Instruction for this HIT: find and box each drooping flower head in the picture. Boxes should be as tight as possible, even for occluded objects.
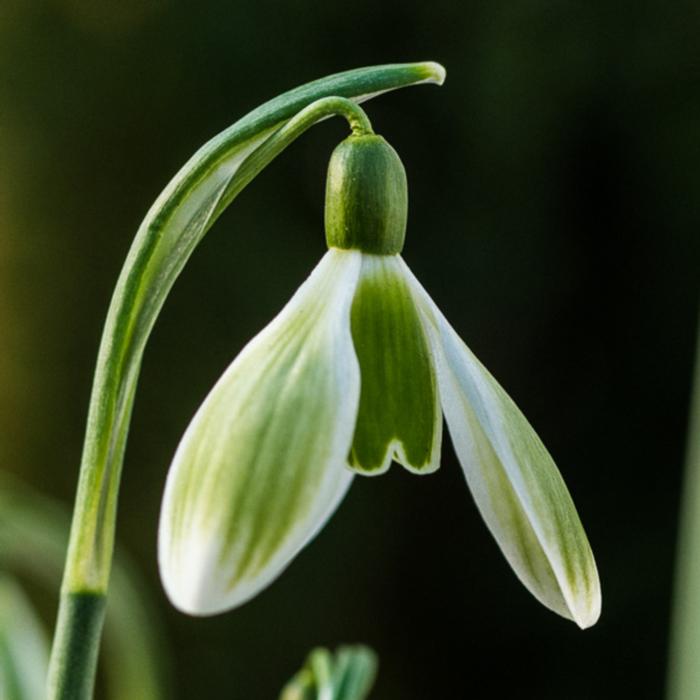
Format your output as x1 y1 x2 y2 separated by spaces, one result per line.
158 120 601 628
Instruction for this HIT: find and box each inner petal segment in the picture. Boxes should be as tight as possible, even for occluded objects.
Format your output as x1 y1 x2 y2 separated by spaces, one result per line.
348 254 441 474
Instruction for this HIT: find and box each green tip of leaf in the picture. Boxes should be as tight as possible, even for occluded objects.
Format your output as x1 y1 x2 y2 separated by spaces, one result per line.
418 61 447 85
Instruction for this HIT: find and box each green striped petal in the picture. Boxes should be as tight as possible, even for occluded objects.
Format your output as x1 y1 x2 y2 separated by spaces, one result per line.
0 575 49 700
403 260 601 628
347 255 441 474
159 249 362 615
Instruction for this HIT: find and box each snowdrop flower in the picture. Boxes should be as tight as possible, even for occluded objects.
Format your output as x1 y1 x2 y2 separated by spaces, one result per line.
158 129 601 628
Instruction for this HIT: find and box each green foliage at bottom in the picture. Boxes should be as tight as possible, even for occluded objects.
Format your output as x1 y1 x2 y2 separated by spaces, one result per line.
280 645 377 700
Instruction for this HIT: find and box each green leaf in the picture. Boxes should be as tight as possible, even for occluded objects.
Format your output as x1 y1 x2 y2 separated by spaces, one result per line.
0 473 170 699
348 255 441 474
667 309 700 699
0 574 49 700
279 646 377 700
331 646 378 700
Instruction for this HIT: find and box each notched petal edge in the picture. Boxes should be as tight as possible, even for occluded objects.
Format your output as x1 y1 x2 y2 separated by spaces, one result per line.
346 254 442 476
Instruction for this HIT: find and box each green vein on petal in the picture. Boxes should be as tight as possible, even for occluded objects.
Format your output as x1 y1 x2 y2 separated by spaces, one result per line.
159 249 362 616
348 254 441 474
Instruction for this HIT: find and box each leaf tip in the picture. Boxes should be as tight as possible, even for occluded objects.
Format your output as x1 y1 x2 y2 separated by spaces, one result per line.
419 61 447 85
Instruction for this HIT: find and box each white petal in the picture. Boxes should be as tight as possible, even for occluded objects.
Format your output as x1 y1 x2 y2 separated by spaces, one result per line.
159 249 362 615
401 260 601 628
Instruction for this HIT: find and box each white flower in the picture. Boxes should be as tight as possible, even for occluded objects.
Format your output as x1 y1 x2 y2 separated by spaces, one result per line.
158 132 601 628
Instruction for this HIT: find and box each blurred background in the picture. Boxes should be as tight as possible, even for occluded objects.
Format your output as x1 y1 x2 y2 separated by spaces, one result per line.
1 1 699 698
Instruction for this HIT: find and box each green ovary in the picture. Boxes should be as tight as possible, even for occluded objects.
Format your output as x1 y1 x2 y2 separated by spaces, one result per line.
348 256 439 473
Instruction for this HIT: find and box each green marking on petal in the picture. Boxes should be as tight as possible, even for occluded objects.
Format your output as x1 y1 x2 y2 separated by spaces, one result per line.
348 255 441 474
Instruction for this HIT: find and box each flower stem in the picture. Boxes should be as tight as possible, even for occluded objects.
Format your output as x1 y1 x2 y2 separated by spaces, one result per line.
45 62 445 699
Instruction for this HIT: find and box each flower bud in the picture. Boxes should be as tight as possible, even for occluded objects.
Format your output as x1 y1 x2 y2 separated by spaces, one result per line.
325 134 408 255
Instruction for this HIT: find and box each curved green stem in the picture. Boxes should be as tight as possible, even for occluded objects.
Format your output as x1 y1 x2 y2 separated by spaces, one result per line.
46 61 445 699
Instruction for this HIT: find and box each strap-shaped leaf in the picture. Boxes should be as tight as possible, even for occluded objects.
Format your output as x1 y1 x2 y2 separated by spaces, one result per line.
279 646 377 700
0 574 49 700
0 473 169 700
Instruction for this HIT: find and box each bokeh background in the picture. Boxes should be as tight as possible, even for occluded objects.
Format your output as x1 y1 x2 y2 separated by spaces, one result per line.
2 1 699 698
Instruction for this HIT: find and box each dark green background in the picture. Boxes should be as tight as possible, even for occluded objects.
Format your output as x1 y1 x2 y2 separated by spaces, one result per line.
2 1 699 697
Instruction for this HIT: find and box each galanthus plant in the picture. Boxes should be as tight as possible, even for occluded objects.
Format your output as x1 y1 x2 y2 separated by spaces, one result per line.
47 61 600 699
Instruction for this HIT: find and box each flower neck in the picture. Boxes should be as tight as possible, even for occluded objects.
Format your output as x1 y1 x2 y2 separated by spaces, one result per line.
324 134 408 255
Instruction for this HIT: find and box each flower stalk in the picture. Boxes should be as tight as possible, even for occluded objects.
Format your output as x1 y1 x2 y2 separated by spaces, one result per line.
46 62 445 699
